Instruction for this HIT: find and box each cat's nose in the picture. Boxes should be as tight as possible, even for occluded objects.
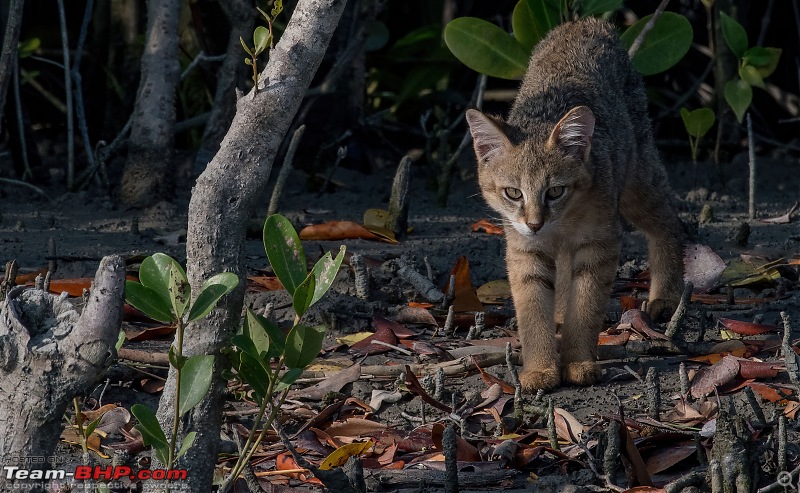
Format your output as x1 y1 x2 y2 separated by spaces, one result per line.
527 222 543 232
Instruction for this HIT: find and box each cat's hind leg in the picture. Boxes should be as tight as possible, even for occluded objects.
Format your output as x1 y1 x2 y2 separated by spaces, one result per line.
620 167 685 320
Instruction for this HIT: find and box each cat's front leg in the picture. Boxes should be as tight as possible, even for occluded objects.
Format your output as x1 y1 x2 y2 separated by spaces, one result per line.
560 238 620 385
507 245 560 391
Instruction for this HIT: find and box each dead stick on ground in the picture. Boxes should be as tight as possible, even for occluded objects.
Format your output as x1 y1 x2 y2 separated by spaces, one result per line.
665 281 693 338
747 113 756 220
386 156 411 239
781 311 800 384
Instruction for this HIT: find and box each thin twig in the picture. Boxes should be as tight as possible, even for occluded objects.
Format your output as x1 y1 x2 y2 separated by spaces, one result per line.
12 57 31 179
628 0 671 58
181 51 226 81
0 177 49 200
71 0 96 180
56 0 75 189
747 113 756 220
267 125 306 216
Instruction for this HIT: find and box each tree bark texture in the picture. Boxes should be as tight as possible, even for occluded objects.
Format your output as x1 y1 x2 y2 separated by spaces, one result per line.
194 0 254 173
0 0 25 137
120 0 181 207
0 256 125 492
147 1 348 491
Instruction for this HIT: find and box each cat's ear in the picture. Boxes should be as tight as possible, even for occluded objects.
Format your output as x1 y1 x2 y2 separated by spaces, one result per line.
547 106 595 162
466 109 510 163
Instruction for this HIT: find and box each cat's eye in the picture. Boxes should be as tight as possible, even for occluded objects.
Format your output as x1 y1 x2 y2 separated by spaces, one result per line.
545 186 565 200
503 187 523 200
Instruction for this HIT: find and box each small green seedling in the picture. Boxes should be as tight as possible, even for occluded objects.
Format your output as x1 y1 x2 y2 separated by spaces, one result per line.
680 107 716 162
220 214 344 493
719 12 781 123
126 253 238 475
240 0 283 92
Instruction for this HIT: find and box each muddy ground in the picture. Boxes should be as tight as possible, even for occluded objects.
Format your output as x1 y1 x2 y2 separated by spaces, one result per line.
1 147 799 492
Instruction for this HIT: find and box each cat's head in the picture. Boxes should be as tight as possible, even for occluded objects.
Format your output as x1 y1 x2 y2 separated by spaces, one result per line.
466 106 595 238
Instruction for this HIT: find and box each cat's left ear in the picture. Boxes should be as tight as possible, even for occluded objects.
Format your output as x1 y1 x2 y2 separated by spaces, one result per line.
547 106 595 162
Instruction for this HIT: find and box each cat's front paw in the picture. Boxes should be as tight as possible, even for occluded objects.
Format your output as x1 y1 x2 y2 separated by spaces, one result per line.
563 361 600 386
519 367 561 391
647 298 679 321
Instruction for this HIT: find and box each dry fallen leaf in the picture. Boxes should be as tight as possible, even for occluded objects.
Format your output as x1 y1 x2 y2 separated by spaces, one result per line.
299 220 397 243
683 244 726 293
247 275 285 291
320 441 373 470
444 256 483 312
760 201 798 224
643 440 695 475
431 423 481 461
471 219 504 235
477 279 511 305
719 318 779 335
691 355 740 398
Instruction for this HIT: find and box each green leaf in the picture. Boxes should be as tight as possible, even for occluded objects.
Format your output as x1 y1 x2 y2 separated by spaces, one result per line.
168 345 187 370
139 254 189 321
512 0 561 52
245 309 285 358
115 330 125 351
253 26 270 56
244 58 252 65
176 432 196 460
284 325 326 369
17 37 41 58
444 17 529 80
271 0 283 18
365 21 390 52
739 64 764 89
125 281 174 323
236 352 270 403
719 12 747 59
275 368 304 392
178 355 215 417
310 245 346 306
578 0 622 16
187 272 239 322
84 415 102 438
744 47 781 78
724 79 752 124
621 12 693 76
680 108 715 139
240 36 253 56
131 404 169 465
292 273 316 317
263 214 307 296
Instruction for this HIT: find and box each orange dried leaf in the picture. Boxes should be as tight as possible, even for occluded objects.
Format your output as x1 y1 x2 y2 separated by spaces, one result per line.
720 318 779 335
408 301 434 309
247 275 284 291
783 400 800 419
431 423 481 461
471 219 504 235
299 220 397 243
444 256 483 312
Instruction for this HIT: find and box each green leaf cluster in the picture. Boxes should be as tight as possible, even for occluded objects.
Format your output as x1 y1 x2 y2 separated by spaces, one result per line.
443 0 690 80
126 253 238 325
222 214 345 489
680 107 716 162
125 253 238 469
719 12 782 123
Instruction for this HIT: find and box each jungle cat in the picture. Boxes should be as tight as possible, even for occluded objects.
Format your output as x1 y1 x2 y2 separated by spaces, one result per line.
465 18 685 390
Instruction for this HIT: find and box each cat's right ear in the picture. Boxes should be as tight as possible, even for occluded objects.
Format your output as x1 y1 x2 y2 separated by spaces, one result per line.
466 109 510 163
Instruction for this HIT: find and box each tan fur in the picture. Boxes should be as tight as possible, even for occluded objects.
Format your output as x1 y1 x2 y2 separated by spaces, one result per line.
466 18 684 391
